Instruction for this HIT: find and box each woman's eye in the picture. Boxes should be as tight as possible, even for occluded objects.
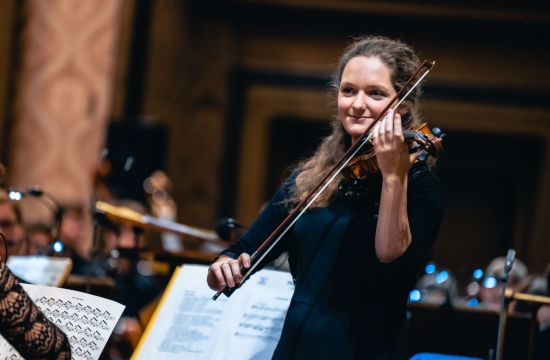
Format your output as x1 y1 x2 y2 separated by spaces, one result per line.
370 90 385 99
341 87 355 95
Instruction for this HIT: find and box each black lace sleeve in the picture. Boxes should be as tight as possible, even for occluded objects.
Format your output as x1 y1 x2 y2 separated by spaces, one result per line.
0 261 72 359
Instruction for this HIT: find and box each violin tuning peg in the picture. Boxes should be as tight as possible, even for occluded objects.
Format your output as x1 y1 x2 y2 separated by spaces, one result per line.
408 144 421 154
417 151 428 162
431 127 442 137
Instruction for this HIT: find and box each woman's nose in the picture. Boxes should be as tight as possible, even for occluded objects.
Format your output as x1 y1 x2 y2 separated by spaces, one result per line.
352 92 367 111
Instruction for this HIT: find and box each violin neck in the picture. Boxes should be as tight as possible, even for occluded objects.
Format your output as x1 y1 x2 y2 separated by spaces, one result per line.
403 129 418 140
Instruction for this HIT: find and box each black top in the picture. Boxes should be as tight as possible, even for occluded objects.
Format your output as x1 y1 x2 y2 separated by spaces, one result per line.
221 163 444 359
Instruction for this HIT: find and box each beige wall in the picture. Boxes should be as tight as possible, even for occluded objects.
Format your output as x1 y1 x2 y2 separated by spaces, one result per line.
9 0 123 213
3 0 124 256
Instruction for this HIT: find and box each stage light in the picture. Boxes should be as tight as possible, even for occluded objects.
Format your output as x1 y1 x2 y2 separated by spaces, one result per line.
7 190 23 201
435 270 448 284
425 262 436 274
52 240 64 253
484 276 497 289
409 289 422 302
473 268 483 280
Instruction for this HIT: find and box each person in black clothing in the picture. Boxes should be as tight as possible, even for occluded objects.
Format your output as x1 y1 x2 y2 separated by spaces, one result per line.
207 35 444 359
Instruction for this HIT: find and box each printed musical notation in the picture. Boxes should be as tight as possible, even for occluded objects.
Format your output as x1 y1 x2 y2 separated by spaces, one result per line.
235 303 287 341
132 265 295 360
0 284 124 360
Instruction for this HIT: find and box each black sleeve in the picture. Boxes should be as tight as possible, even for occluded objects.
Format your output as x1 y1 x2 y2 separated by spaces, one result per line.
376 164 445 273
407 164 445 262
219 175 294 268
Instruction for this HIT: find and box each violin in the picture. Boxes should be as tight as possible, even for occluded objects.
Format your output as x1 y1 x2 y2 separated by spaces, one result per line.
213 60 439 300
342 122 445 180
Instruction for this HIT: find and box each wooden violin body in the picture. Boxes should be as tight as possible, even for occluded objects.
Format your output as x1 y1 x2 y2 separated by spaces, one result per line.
342 122 445 180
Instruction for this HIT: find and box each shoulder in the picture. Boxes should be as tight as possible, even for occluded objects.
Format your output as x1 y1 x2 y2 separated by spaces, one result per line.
408 162 444 194
275 170 299 199
282 169 299 189
265 170 298 212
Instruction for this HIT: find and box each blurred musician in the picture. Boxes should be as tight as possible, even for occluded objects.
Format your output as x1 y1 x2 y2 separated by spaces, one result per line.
479 256 528 311
0 196 26 259
25 222 53 255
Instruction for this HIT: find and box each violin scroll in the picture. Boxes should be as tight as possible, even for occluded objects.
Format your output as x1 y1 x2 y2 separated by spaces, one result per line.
405 123 445 162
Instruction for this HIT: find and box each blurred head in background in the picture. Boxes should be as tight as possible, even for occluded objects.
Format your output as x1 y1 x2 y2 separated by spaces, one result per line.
0 196 26 259
479 256 528 310
25 222 53 255
415 267 459 305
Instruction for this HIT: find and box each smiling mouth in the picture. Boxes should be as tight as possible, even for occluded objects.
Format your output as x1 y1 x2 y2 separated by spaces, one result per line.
348 115 369 120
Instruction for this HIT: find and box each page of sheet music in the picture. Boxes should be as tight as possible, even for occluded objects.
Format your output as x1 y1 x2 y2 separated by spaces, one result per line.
133 264 295 360
7 256 72 287
0 284 125 360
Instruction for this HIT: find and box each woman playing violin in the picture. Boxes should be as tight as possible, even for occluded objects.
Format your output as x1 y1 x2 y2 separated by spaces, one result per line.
207 35 444 359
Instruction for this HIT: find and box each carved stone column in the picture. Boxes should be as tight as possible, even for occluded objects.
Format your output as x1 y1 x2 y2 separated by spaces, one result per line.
9 0 123 221
8 0 123 258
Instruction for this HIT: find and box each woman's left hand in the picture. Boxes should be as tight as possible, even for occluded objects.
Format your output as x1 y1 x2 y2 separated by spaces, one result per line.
372 108 415 180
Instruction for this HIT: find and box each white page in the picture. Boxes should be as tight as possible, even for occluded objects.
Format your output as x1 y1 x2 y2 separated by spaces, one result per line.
133 264 294 360
0 284 125 360
7 256 72 287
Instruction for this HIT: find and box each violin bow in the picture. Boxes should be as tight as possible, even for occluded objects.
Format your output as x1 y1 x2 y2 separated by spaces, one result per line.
213 60 435 300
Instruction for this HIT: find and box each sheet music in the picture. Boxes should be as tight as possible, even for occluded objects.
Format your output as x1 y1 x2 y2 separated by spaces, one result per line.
7 256 72 287
0 284 125 360
132 265 294 360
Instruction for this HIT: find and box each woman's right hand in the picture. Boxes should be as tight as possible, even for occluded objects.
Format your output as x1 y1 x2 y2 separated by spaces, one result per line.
207 253 251 291
372 108 415 181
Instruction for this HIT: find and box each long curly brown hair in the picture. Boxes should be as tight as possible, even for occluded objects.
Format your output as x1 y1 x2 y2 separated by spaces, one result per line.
287 36 424 208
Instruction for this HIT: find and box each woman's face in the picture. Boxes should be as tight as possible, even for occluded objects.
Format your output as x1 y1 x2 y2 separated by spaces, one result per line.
338 56 396 144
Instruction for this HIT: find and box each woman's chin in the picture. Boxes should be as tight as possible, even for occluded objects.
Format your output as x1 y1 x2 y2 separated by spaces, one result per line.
346 126 368 140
